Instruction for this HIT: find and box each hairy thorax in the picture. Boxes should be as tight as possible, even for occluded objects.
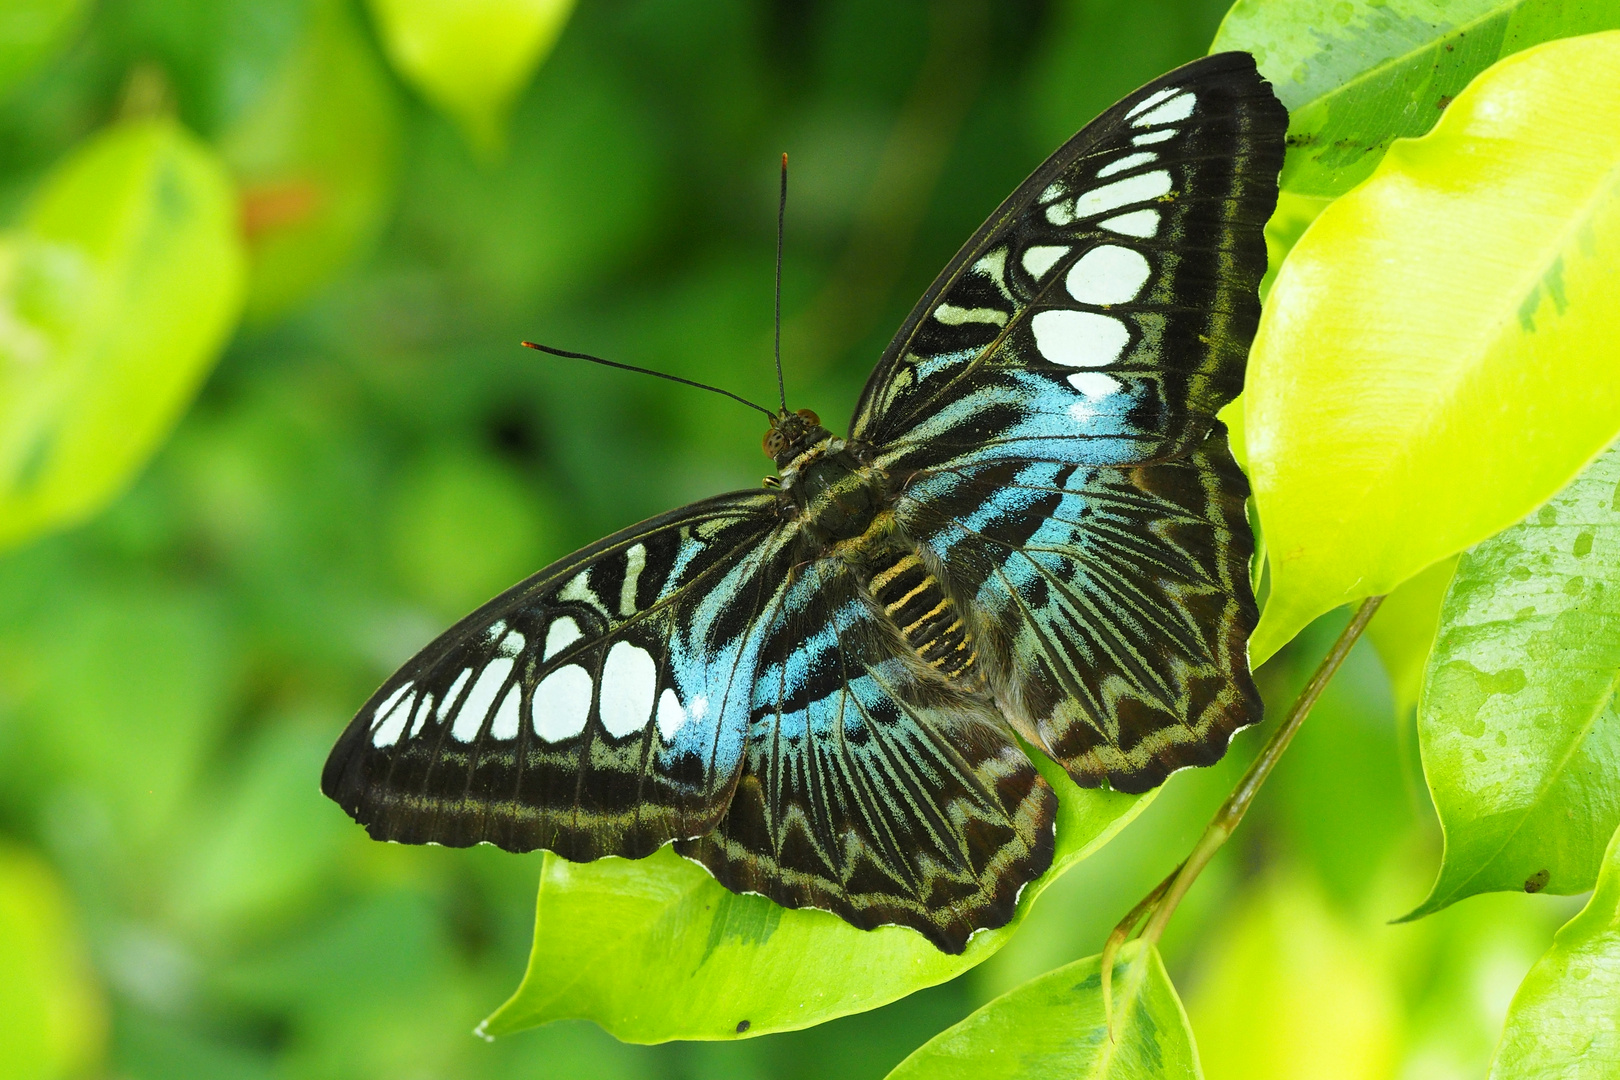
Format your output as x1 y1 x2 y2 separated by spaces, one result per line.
776 429 980 687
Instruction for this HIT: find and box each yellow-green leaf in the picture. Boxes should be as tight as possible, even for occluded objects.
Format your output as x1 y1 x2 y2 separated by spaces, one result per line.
1245 32 1620 663
884 942 1197 1080
224 0 402 321
0 118 245 552
479 756 1147 1043
1489 822 1620 1077
0 845 104 1080
365 0 576 156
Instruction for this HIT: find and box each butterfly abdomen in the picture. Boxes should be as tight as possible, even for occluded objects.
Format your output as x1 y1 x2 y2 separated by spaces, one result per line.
865 547 977 682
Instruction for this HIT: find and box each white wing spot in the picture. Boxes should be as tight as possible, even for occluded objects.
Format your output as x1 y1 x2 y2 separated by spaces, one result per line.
1125 86 1178 118
453 659 514 742
371 688 415 748
934 303 1008 327
1045 200 1075 226
599 641 657 738
1032 310 1129 368
371 683 411 726
558 570 606 614
690 694 710 721
543 617 583 659
409 694 435 737
1133 92 1196 127
490 685 522 740
437 668 472 723
1021 245 1068 281
1039 182 1066 202
486 619 507 641
496 629 526 658
533 665 592 742
1099 210 1160 238
1067 245 1152 306
656 687 686 741
619 543 646 617
1074 171 1171 219
1098 151 1158 178
972 247 1013 301
1133 129 1176 146
1068 371 1121 399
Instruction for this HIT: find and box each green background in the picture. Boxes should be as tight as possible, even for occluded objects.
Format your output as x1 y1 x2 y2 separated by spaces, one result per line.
0 1 1584 1078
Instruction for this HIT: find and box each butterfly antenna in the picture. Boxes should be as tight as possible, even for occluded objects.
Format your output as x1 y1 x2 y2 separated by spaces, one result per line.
774 152 788 414
520 342 777 420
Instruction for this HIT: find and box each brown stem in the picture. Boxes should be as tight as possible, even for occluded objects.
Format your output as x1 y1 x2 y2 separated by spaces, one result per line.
1098 595 1386 1035
1137 595 1385 946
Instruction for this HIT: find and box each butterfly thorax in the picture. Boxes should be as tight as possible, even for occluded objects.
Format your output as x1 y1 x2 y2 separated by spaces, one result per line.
780 436 883 544
774 427 980 686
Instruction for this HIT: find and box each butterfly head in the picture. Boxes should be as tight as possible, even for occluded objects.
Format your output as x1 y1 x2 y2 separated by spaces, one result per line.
763 408 827 467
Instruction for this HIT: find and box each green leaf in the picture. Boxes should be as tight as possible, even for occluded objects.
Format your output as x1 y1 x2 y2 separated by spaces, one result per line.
1243 32 1620 663
0 845 104 1080
1367 554 1459 717
365 0 577 156
0 0 87 102
0 118 245 552
884 941 1197 1080
1213 0 1620 201
479 756 1148 1043
1186 869 1399 1080
223 0 403 321
1489 821 1620 1077
1406 441 1620 919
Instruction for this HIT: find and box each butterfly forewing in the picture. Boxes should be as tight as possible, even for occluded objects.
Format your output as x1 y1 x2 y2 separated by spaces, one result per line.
322 491 792 860
852 51 1284 474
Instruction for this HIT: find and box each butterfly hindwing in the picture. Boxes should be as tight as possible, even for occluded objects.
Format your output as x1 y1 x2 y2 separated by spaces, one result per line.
853 52 1283 791
677 555 1056 953
893 426 1260 793
322 491 793 860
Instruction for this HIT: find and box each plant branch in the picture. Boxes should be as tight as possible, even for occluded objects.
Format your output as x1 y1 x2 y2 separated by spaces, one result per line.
1100 595 1385 1027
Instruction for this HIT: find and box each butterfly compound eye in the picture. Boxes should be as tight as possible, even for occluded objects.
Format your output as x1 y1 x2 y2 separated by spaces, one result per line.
796 408 820 426
763 428 783 457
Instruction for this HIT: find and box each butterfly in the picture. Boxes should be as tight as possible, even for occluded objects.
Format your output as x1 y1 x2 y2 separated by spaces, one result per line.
323 52 1285 954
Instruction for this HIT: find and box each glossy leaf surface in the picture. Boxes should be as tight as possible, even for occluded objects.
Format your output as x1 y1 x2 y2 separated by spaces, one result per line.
0 845 103 1080
1214 0 1620 200
365 0 576 155
1244 32 1620 662
885 941 1196 1080
1489 822 1620 1077
0 119 244 551
1408 442 1620 918
480 756 1145 1043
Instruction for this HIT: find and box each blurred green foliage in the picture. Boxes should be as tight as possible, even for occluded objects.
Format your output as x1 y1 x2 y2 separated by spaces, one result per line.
0 1 1590 1078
